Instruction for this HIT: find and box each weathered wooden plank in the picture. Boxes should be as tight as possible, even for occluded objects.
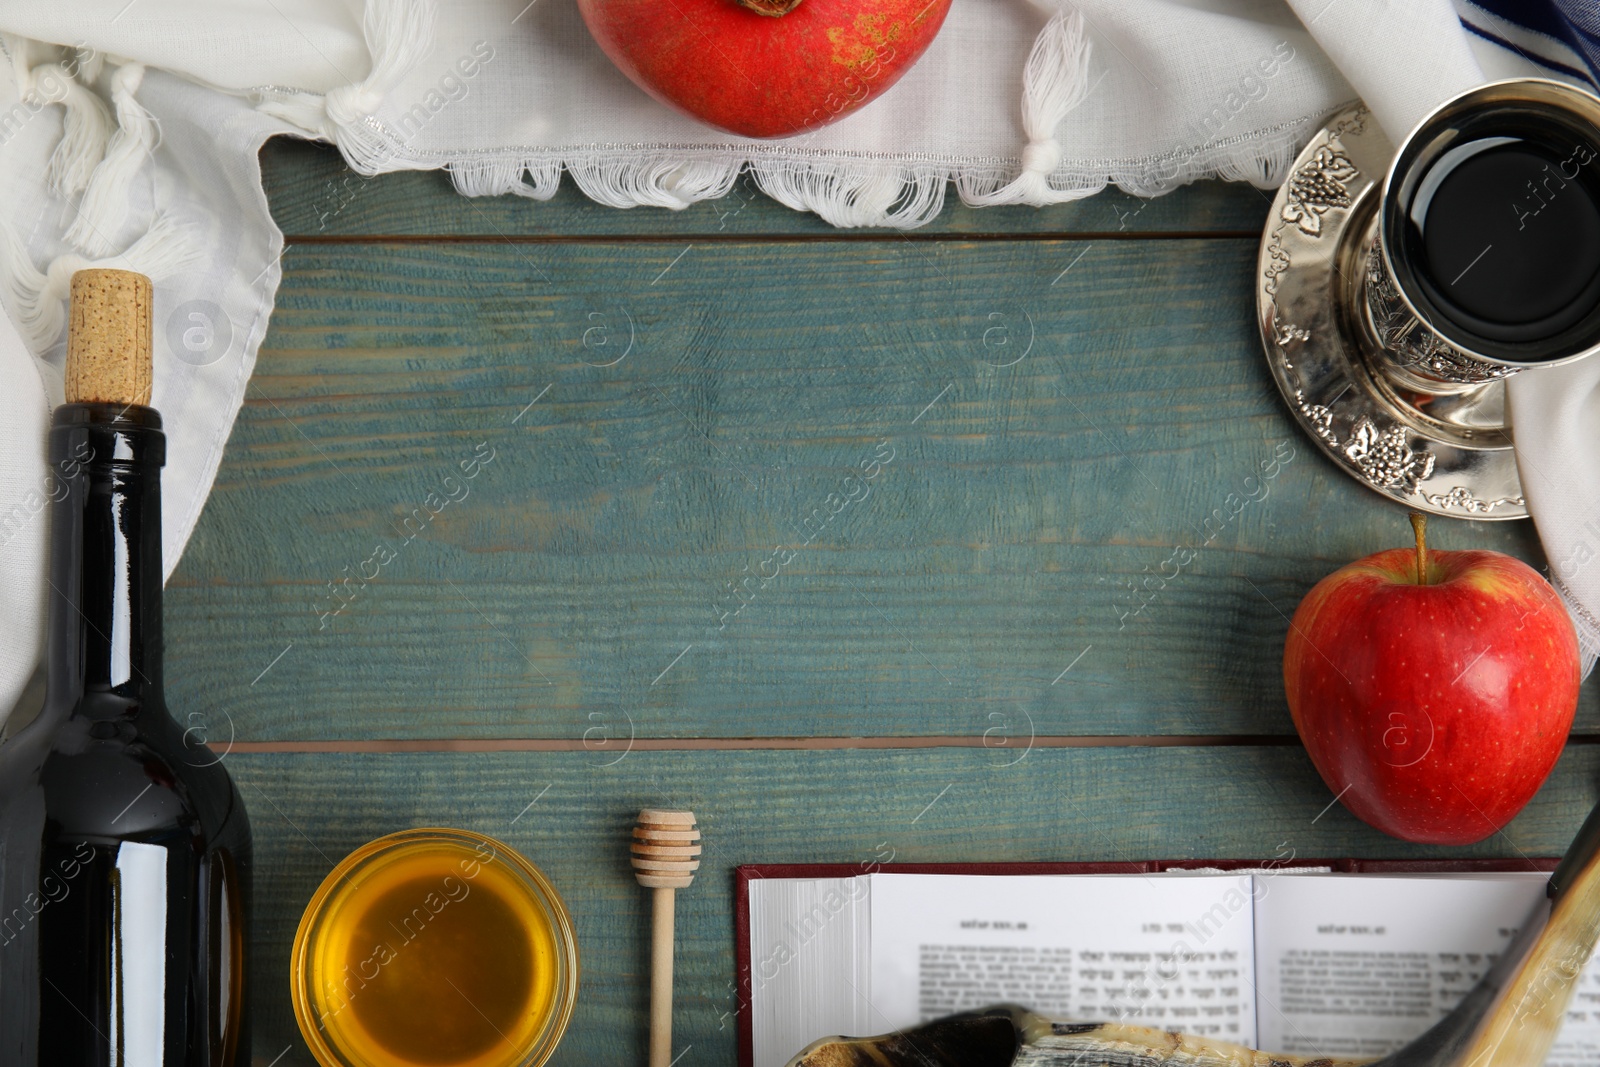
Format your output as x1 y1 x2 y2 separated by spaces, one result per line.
232 746 1600 1066
260 137 1271 239
165 236 1593 739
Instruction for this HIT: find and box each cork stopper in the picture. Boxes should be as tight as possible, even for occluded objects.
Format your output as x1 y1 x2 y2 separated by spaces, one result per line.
66 269 153 406
632 809 700 890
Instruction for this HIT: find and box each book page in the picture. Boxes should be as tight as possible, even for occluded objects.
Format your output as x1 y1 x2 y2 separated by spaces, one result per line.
1254 873 1600 1063
868 872 1259 1043
748 876 872 1067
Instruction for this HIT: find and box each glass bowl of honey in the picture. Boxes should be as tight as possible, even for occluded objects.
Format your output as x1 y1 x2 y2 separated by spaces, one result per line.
291 828 578 1067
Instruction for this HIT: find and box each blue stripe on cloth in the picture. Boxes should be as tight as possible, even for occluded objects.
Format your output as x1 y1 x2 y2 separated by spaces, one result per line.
1469 0 1579 39
1460 16 1598 82
1463 0 1600 81
1465 0 1600 79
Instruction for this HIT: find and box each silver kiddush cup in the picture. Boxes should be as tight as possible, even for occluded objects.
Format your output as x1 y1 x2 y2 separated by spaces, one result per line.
1258 79 1600 518
1367 79 1600 393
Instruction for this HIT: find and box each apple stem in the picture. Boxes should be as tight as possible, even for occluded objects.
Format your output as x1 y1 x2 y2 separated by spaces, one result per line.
1410 511 1429 586
732 0 802 14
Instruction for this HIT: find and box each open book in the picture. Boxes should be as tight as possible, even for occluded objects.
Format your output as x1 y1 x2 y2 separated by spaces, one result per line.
737 863 1600 1067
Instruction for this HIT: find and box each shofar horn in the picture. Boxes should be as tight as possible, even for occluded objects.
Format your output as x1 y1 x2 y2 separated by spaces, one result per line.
787 800 1600 1067
786 1007 1364 1067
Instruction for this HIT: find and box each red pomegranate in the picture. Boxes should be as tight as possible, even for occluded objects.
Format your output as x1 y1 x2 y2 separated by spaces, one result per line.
576 0 952 138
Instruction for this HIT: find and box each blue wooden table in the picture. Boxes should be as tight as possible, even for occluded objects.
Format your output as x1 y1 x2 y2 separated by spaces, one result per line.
169 139 1600 1065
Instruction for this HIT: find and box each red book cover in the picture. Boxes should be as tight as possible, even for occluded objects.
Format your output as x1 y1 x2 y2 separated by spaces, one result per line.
732 857 1560 1067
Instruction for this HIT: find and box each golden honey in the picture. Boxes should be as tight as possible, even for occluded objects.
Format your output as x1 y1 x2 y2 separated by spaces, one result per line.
292 829 578 1067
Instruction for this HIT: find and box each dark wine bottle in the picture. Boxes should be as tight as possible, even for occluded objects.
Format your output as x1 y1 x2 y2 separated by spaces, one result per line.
0 269 251 1065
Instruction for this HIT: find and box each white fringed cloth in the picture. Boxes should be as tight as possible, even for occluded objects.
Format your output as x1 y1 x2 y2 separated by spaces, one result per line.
0 0 1593 720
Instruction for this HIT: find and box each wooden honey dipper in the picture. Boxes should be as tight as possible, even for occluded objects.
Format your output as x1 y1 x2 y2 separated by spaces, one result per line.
632 809 700 1067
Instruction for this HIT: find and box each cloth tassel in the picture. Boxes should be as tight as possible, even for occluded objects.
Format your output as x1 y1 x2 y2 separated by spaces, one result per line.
752 161 947 229
1 213 202 354
63 62 156 258
41 63 114 197
965 9 1095 208
251 0 435 170
326 0 436 173
447 153 952 228
0 38 113 199
566 158 740 211
448 158 563 200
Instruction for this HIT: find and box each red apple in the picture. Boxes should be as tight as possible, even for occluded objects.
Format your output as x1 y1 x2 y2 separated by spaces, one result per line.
1283 515 1580 845
576 0 951 138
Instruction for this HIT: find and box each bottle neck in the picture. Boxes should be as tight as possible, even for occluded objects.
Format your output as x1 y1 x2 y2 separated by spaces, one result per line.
45 403 166 719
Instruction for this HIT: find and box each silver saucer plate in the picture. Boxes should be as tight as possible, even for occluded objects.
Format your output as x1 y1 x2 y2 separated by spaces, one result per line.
1257 105 1527 520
